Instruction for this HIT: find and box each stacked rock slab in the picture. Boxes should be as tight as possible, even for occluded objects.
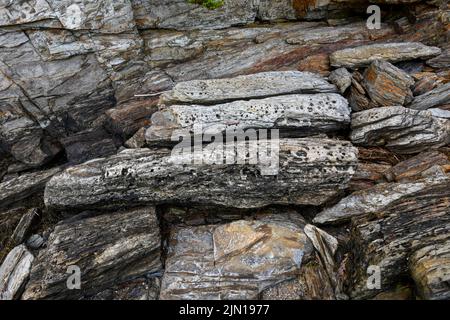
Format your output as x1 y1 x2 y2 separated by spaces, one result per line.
44 138 358 210
22 207 161 300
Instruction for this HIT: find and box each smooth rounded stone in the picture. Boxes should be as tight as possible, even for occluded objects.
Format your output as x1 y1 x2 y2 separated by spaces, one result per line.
0 244 34 300
26 235 44 250
43 138 358 210
313 175 450 225
328 68 352 94
159 214 314 300
409 240 450 300
22 207 161 300
160 71 337 105
350 106 450 154
330 42 442 68
146 93 351 144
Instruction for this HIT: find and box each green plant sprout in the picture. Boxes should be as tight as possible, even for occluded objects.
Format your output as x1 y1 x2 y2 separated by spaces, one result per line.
188 0 225 10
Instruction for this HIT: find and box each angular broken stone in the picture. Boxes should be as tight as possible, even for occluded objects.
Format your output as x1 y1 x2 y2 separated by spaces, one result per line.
160 71 337 105
330 42 441 68
159 214 314 300
348 177 450 299
61 129 117 165
328 68 352 94
105 98 158 139
349 162 391 191
363 60 414 107
146 93 351 145
410 240 450 300
22 207 161 300
44 138 358 210
384 151 450 182
0 167 61 209
409 82 450 110
350 106 450 154
314 176 450 225
10 208 39 247
0 244 34 300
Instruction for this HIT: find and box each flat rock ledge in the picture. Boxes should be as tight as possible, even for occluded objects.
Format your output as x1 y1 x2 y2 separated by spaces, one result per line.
330 42 442 68
43 138 358 210
160 71 337 105
146 93 351 145
350 106 450 154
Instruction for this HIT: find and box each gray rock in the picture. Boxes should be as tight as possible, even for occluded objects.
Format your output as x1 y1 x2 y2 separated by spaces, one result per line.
10 208 39 246
314 176 450 225
147 93 351 145
0 167 61 209
330 42 442 68
409 83 450 110
363 60 414 107
26 234 44 250
328 68 352 94
410 240 450 300
44 138 358 210
159 214 314 300
22 207 161 300
0 244 34 300
350 106 450 154
160 71 337 105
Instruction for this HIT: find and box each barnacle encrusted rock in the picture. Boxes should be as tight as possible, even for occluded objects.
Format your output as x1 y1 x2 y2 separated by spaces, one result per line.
350 106 450 154
146 93 351 145
44 138 358 210
22 207 161 300
160 71 337 105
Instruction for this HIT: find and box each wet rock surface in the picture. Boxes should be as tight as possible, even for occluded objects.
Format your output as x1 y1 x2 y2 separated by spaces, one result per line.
0 0 449 301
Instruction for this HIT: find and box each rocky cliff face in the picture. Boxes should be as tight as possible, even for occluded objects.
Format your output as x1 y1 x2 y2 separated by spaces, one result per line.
0 0 449 300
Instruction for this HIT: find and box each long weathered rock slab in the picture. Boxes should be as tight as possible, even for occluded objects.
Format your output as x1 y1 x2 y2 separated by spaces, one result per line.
44 138 358 210
409 83 450 111
160 71 337 105
330 42 441 68
0 167 61 209
350 106 450 154
410 240 450 300
147 93 350 144
22 207 161 300
314 176 450 225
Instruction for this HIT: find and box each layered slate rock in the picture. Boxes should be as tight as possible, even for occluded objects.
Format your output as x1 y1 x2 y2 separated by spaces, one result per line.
159 214 314 300
314 176 450 225
0 245 34 300
409 83 450 110
22 207 161 300
0 167 61 209
350 106 450 154
147 93 350 145
44 138 358 210
410 240 450 300
384 151 450 182
363 60 414 107
159 71 337 105
348 175 450 299
330 42 441 68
